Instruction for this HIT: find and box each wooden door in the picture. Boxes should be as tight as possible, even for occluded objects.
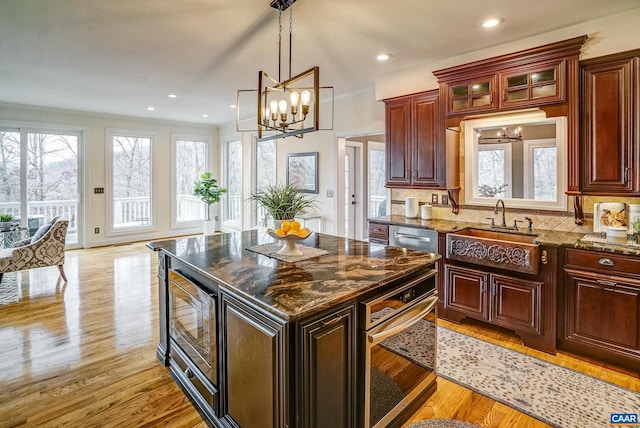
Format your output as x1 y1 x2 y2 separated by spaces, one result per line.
385 99 411 186
580 53 638 194
491 274 542 334
445 265 489 320
412 91 443 187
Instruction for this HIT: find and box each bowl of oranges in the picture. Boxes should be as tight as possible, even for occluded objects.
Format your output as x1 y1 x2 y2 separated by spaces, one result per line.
266 220 313 256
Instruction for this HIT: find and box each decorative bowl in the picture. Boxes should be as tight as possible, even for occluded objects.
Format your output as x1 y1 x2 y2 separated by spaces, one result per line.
266 227 313 256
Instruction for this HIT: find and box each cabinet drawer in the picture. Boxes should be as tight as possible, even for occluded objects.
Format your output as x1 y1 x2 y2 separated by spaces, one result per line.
170 341 218 414
369 223 389 239
565 249 640 278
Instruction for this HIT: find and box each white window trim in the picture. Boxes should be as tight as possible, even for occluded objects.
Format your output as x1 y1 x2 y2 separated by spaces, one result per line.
523 138 557 200
222 139 242 231
170 133 211 230
252 136 277 228
106 128 156 236
476 143 513 198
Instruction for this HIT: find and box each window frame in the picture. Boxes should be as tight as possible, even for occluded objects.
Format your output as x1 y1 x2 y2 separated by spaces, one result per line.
222 138 242 231
106 128 156 236
170 133 211 229
523 138 557 200
252 136 276 228
475 142 513 199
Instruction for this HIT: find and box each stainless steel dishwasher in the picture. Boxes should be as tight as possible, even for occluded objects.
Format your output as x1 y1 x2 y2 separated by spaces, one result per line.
389 225 438 253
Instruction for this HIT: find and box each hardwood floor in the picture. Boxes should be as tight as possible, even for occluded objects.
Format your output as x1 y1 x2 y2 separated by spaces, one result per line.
0 241 638 427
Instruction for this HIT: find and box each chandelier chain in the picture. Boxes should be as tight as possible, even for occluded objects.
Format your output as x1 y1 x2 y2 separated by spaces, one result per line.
277 3 282 81
288 3 293 79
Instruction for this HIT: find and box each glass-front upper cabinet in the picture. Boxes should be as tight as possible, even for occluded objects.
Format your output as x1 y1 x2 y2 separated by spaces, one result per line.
500 61 565 109
448 75 496 115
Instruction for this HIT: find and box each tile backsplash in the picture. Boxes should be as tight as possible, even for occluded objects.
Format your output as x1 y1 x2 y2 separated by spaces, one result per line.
390 188 640 234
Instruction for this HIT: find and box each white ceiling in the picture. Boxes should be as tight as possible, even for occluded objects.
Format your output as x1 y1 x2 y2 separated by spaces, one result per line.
1 0 639 126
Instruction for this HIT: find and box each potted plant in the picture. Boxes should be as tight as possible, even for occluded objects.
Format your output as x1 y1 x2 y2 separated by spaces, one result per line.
193 172 227 235
249 183 318 228
633 216 640 244
0 213 13 232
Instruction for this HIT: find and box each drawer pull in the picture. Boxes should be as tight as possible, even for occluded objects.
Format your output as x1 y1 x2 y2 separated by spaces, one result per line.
185 368 194 379
598 258 615 267
322 314 346 327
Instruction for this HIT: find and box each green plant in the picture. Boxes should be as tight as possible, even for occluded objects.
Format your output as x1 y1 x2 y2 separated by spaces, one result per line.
633 217 640 234
0 213 13 222
193 172 227 221
249 183 318 221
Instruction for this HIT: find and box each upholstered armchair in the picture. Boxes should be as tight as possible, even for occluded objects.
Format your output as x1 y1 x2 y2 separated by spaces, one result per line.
0 219 69 283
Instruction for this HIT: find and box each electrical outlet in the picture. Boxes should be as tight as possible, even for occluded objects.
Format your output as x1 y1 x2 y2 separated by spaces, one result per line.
326 189 334 198
441 194 449 205
431 194 438 204
94 187 104 194
94 227 100 234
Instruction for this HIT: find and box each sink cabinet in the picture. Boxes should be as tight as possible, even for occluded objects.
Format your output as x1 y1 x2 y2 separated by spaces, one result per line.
384 90 444 188
442 245 557 353
561 248 640 370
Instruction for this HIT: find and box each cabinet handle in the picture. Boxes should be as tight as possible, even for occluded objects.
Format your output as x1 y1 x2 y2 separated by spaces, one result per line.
185 368 194 379
597 279 617 287
598 258 615 267
624 167 630 184
321 314 346 327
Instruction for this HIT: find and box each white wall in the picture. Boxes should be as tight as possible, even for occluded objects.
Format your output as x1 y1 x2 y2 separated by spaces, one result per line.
375 8 640 100
0 102 219 247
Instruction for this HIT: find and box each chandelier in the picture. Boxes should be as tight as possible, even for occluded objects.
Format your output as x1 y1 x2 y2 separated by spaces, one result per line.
236 0 333 141
477 126 523 144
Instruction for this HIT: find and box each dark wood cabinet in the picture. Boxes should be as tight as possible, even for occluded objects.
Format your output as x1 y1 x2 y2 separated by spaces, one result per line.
499 60 565 110
561 248 640 370
385 90 444 188
220 292 287 428
446 75 496 116
298 304 355 428
579 50 640 195
442 245 556 353
368 221 388 244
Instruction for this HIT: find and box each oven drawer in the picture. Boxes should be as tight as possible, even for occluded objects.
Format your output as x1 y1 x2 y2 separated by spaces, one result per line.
565 248 640 278
171 340 218 415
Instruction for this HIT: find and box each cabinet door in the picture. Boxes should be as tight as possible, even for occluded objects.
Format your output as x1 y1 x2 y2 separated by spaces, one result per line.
580 55 638 194
446 76 496 116
565 271 640 354
500 61 565 109
491 274 542 334
368 222 388 245
412 92 442 187
299 305 355 428
220 293 286 428
385 99 411 186
445 265 489 320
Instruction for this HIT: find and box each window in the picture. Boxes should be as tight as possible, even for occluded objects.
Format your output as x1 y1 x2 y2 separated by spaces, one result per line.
173 135 209 226
224 140 242 226
368 142 386 218
0 128 82 246
476 143 512 198
524 139 557 200
254 139 276 227
109 131 153 232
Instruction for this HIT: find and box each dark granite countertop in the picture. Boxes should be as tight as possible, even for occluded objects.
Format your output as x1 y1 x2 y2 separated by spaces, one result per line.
148 230 440 322
369 215 640 256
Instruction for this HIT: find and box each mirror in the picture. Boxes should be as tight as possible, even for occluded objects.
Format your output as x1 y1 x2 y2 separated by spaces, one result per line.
464 111 567 211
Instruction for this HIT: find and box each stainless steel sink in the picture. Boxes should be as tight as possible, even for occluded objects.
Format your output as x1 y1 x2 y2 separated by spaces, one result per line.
446 228 540 274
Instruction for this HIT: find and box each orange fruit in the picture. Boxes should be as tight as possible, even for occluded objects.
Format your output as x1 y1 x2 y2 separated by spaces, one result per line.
286 229 298 236
281 221 291 232
275 228 286 237
290 221 301 231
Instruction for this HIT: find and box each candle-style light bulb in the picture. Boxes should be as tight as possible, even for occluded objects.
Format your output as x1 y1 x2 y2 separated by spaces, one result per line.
264 107 270 125
278 99 288 123
290 91 300 115
301 90 311 116
269 100 278 122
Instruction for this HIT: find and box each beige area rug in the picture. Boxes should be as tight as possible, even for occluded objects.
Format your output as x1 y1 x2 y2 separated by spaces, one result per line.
0 272 20 305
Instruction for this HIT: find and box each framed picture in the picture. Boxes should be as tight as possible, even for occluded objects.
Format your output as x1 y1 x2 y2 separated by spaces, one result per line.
286 152 318 194
593 202 627 232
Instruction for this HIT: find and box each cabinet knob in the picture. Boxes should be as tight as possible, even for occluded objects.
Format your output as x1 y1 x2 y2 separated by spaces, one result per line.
185 368 194 379
598 258 615 267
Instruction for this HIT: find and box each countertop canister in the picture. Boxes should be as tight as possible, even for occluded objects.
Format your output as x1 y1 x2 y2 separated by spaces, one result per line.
421 203 432 220
405 197 420 218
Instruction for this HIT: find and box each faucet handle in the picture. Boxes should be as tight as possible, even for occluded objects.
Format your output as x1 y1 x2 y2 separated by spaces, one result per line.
524 216 533 233
513 219 523 231
486 217 495 228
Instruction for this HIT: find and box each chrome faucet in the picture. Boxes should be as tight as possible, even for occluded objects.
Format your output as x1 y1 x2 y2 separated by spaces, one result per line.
494 199 507 227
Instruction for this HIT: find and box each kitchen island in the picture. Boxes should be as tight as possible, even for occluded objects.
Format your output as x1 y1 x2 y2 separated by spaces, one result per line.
148 230 440 428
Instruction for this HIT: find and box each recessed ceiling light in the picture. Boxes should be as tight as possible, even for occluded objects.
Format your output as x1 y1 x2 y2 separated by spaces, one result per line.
167 93 177 98
146 106 155 111
202 114 209 118
229 104 237 109
376 53 393 61
482 17 504 28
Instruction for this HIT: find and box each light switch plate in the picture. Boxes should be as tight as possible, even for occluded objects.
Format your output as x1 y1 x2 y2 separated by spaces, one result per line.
326 189 334 198
441 194 449 205
431 194 438 204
